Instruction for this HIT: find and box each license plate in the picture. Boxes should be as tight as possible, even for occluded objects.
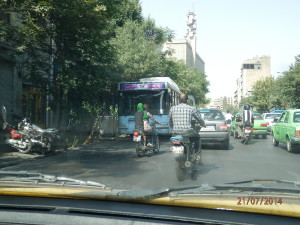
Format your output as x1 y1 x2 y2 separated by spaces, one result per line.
172 146 184 155
252 129 257 132
201 126 215 131
133 136 141 142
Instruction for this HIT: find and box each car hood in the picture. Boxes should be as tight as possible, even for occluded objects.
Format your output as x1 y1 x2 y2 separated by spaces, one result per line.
0 173 299 218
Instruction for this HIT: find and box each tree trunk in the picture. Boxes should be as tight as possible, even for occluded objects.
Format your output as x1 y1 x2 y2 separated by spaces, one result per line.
84 115 102 145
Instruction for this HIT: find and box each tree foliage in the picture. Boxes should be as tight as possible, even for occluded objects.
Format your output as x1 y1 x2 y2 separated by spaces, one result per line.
0 0 210 133
251 77 276 113
163 60 209 106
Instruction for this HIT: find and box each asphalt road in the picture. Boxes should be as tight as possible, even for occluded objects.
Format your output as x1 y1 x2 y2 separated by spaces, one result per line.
1 135 300 190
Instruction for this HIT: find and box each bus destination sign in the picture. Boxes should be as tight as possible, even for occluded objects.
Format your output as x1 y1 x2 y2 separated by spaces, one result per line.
119 82 166 90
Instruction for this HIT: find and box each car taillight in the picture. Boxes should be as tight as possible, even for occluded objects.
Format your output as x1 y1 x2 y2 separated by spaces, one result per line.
260 123 267 127
219 125 228 130
295 130 300 136
172 141 181 145
245 127 252 130
266 122 269 125
133 132 139 136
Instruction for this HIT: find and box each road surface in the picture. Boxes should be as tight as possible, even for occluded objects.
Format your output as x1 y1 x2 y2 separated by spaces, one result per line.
2 135 300 190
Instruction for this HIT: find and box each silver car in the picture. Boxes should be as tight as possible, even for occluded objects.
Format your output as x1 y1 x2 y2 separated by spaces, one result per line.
198 109 230 150
262 113 282 132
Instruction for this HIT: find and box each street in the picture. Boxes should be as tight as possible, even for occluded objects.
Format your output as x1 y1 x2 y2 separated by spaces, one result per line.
1 135 300 190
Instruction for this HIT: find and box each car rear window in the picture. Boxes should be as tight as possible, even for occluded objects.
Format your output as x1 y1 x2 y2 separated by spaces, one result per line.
265 113 281 119
253 113 263 120
293 112 300 123
198 109 225 121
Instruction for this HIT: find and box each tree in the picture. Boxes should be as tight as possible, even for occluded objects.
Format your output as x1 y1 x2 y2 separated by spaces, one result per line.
276 55 300 109
251 77 276 113
166 60 209 106
239 96 253 110
0 0 143 129
110 18 173 82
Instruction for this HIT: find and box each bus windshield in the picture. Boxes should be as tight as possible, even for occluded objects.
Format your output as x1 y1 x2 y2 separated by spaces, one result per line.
119 90 167 116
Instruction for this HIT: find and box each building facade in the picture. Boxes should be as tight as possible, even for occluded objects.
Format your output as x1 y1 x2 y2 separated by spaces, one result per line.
207 96 234 110
0 12 49 128
163 12 205 73
234 56 271 106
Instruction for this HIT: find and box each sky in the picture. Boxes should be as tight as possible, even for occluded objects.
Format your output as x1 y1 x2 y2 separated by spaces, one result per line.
140 0 300 99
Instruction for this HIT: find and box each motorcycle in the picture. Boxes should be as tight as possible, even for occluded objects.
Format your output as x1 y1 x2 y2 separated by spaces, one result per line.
133 123 159 158
241 125 252 144
1 106 60 154
170 124 202 181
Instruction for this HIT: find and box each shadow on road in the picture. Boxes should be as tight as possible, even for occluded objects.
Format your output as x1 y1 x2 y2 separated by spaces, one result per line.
201 143 233 151
1 139 158 186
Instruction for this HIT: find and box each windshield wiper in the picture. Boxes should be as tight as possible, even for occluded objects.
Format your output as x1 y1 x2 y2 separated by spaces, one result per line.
117 179 300 199
211 179 300 193
0 171 106 188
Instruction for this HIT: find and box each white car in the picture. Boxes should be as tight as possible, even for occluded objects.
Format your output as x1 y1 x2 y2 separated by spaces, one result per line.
262 113 282 132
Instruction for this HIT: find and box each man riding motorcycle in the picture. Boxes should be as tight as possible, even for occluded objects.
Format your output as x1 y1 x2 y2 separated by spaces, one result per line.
237 104 254 138
168 94 205 155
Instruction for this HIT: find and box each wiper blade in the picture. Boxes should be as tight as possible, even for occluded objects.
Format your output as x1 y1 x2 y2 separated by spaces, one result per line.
117 184 210 199
212 179 300 194
0 171 106 188
119 179 300 199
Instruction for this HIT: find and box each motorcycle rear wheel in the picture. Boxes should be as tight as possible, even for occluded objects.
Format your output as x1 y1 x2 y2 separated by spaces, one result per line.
244 136 249 144
175 161 185 181
17 139 32 154
136 141 145 158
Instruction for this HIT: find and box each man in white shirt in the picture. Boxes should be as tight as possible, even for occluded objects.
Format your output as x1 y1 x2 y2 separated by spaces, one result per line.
225 110 233 124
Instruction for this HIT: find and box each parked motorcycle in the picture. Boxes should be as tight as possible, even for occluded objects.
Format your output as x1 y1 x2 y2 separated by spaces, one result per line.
1 106 60 154
133 123 159 158
241 125 252 144
170 125 202 181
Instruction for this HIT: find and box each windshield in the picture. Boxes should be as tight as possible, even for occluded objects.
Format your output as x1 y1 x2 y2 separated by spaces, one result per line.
253 113 263 120
119 90 167 115
1 0 300 221
265 113 281 119
198 109 225 121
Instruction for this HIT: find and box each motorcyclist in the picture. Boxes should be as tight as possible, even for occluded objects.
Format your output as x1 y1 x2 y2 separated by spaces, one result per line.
143 104 161 148
168 93 205 155
237 104 254 138
225 110 233 125
134 103 144 131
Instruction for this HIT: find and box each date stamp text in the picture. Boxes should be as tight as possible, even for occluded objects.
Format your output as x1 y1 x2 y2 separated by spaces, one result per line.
237 197 283 205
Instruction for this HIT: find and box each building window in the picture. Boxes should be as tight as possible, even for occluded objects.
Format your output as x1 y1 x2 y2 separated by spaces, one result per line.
243 64 254 69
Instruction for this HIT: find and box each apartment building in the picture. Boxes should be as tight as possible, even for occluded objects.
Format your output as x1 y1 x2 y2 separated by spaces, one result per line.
207 96 234 110
234 56 271 106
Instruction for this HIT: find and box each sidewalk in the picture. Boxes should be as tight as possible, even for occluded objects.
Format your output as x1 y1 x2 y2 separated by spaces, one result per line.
0 133 131 169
